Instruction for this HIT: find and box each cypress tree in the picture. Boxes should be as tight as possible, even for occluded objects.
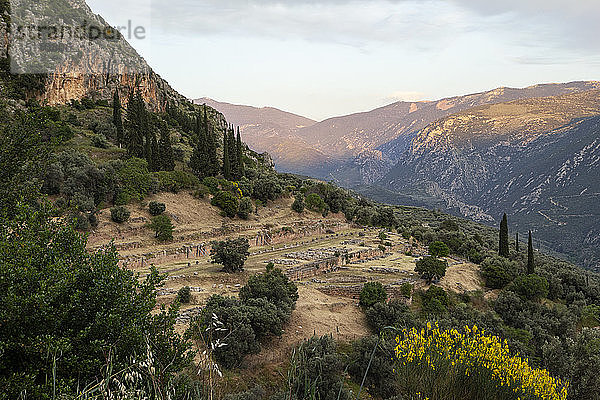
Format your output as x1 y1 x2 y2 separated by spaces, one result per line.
190 113 210 178
222 126 231 179
150 131 160 172
125 89 145 158
515 232 520 253
112 89 124 147
499 213 509 257
158 121 175 171
226 126 238 180
236 127 244 178
203 105 219 176
527 231 535 274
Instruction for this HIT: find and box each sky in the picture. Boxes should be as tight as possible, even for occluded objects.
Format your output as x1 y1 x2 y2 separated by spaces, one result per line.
87 0 600 121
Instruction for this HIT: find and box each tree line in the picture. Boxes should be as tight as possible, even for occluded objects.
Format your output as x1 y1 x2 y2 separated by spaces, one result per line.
113 88 246 181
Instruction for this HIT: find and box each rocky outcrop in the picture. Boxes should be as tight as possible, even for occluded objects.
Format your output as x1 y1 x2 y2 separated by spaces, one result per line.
1 0 189 111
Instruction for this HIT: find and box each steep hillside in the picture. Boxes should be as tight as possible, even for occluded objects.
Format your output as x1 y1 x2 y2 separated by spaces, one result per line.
0 0 188 111
194 98 334 175
374 90 600 270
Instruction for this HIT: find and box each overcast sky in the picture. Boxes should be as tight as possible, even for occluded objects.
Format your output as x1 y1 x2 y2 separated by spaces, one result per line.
87 0 600 121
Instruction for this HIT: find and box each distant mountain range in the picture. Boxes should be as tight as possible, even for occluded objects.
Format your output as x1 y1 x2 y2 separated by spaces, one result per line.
199 82 600 270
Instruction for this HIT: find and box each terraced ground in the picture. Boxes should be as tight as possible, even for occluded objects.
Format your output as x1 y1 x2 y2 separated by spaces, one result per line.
87 194 483 367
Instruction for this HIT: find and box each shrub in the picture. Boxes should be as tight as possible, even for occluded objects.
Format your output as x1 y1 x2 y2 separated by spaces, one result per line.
305 193 327 213
153 170 200 193
365 300 417 333
243 297 287 339
91 134 110 149
360 282 388 307
192 184 210 199
292 193 305 213
289 335 350 400
202 176 220 195
149 214 174 241
400 282 413 298
440 219 460 231
429 241 450 258
415 256 448 283
176 286 191 304
237 197 253 220
349 336 399 398
239 266 299 313
69 211 90 231
110 206 130 223
116 158 152 203
481 256 520 289
252 174 283 203
393 324 569 400
210 238 250 273
508 274 549 301
191 295 260 369
211 191 239 218
148 200 166 216
421 286 449 315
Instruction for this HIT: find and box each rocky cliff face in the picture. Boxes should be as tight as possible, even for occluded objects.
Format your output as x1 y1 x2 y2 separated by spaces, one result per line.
1 0 188 111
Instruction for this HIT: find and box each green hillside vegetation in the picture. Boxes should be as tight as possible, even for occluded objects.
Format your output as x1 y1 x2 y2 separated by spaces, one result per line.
1 18 599 400
2 94 600 399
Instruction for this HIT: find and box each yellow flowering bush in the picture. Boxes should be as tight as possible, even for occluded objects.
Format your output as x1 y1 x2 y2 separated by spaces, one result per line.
394 323 569 400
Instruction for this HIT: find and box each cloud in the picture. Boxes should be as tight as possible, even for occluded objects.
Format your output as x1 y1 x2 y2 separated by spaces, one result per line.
148 0 471 49
449 0 600 52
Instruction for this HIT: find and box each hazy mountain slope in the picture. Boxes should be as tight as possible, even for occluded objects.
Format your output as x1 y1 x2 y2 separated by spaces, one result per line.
371 90 600 270
202 82 600 185
194 98 337 176
320 81 600 185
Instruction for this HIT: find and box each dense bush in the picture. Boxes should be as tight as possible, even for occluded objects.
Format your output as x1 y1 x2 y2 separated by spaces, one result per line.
149 214 174 241
288 335 350 400
210 237 250 273
305 193 327 213
149 200 166 216
421 286 449 315
115 158 153 204
365 300 418 333
91 133 110 149
192 184 210 199
348 336 399 398
189 266 298 369
237 197 253 220
429 241 449 258
359 282 388 307
481 256 520 289
202 176 220 194
508 274 549 301
211 190 239 218
110 205 130 223
292 193 305 213
154 170 200 193
191 295 260 369
415 256 448 283
0 204 192 398
252 174 283 203
176 286 192 304
239 266 299 314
